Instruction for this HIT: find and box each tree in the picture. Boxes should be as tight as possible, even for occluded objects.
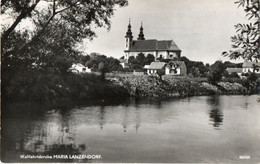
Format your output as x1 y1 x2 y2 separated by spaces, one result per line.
98 62 108 80
157 69 165 80
230 72 240 78
145 54 155 65
242 72 258 94
136 53 145 66
107 57 121 72
1 2 128 78
1 0 128 99
222 0 259 62
128 56 135 64
208 61 225 85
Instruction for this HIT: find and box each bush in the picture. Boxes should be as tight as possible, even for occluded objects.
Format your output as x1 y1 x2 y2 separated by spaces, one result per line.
230 72 240 78
207 70 222 85
222 77 242 84
157 69 165 80
242 72 259 94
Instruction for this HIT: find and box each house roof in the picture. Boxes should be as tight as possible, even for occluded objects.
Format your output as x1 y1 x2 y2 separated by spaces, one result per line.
166 61 185 68
119 59 127 63
127 39 181 52
226 68 243 73
75 63 85 67
146 62 166 69
242 61 260 68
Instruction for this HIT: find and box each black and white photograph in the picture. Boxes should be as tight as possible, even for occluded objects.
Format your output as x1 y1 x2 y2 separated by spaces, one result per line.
1 0 260 163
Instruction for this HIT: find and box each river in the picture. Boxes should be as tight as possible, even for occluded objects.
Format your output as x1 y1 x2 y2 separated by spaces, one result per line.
1 95 260 163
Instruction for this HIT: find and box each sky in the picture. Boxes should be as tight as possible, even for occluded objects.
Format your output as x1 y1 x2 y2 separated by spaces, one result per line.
83 0 249 64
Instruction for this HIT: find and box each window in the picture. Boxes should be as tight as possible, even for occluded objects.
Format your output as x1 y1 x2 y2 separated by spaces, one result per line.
83 68 86 72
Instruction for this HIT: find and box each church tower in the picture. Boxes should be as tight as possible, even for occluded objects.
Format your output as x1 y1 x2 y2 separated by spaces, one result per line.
137 22 145 40
125 19 133 50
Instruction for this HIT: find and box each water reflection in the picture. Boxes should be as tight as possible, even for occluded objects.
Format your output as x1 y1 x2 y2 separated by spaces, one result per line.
99 106 105 130
2 98 172 162
2 95 260 163
207 96 224 129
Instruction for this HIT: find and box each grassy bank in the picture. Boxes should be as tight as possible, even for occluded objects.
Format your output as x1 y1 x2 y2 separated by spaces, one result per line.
3 71 255 105
107 74 248 98
2 70 129 103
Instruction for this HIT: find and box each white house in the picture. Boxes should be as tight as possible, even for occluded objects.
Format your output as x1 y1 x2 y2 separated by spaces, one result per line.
165 61 187 75
144 61 187 76
69 63 91 73
124 21 181 62
242 61 260 74
226 68 243 76
144 62 166 75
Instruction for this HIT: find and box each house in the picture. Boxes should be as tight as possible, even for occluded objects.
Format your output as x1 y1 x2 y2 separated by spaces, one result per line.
226 68 243 76
144 62 166 75
242 61 260 74
165 61 187 75
144 61 187 76
124 21 181 62
69 63 91 73
119 59 130 68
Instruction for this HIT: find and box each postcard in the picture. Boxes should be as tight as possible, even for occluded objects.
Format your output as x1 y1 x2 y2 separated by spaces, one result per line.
1 0 259 163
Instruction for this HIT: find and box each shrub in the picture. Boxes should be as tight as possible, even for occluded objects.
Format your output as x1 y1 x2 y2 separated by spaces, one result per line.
157 69 165 80
207 70 223 85
230 72 240 78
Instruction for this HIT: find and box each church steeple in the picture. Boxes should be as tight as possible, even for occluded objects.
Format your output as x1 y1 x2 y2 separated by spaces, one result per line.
137 21 145 40
125 19 133 39
125 19 133 50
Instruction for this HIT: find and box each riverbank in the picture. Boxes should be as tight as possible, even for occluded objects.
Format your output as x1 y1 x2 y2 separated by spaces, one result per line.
2 71 129 103
107 74 247 98
2 71 251 105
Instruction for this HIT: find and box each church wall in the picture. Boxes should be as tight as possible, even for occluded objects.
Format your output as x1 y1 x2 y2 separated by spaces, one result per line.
125 51 157 61
168 52 179 59
157 51 168 60
125 50 180 61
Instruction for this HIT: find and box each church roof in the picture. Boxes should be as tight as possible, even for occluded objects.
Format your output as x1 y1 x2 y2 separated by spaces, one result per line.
127 39 181 52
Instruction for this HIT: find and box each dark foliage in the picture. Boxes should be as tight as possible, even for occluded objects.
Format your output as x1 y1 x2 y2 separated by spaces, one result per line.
3 71 129 102
1 0 128 102
207 61 225 85
128 53 155 71
157 69 165 80
242 72 259 93
180 56 209 77
222 0 259 62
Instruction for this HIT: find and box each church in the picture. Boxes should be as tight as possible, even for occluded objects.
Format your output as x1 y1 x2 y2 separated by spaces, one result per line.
124 21 182 61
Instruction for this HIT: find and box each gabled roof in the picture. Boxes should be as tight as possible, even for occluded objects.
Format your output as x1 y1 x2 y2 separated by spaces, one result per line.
226 68 243 73
71 63 85 68
146 62 166 69
166 61 185 69
75 63 85 67
242 61 260 68
127 39 181 52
